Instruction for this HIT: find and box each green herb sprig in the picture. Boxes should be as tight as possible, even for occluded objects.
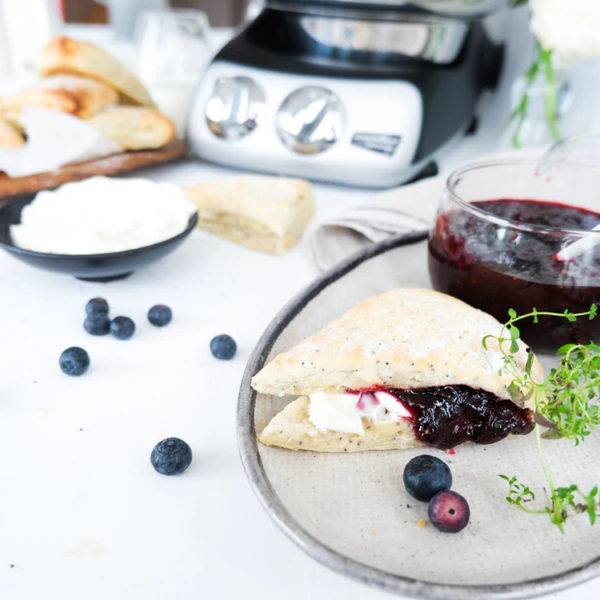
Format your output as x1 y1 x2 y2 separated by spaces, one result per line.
483 306 600 531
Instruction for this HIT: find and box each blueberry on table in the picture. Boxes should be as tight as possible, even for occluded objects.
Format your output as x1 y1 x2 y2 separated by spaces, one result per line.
110 316 135 340
84 315 110 336
151 437 193 476
210 334 237 360
148 304 172 327
403 455 452 502
86 298 109 318
428 490 470 533
59 347 90 376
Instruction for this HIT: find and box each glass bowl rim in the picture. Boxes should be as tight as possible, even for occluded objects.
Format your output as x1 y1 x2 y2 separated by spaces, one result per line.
445 159 600 236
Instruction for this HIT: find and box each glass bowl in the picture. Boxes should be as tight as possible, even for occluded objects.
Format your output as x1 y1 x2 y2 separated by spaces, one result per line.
428 159 600 353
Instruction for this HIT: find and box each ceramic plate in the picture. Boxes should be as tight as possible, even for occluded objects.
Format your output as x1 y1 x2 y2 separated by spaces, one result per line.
237 235 600 600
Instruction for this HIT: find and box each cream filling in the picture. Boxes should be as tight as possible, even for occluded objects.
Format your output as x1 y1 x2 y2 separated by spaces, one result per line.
308 390 413 435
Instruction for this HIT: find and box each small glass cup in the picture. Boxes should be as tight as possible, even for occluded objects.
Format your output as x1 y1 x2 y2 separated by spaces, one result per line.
544 132 600 167
135 9 212 136
427 160 600 352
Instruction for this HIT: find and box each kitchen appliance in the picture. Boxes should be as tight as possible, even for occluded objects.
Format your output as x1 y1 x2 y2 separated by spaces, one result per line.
188 1 509 188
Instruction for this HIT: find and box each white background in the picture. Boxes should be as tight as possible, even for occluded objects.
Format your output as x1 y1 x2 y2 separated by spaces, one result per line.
1 8 600 600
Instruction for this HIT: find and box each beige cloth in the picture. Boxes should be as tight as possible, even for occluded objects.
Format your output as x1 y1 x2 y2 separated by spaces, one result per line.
310 175 443 271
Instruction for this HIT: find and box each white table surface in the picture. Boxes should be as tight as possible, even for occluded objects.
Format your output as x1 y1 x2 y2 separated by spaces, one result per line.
1 15 599 600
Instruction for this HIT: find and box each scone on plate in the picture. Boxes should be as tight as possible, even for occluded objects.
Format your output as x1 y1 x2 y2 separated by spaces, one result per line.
184 175 316 255
87 107 175 150
37 36 156 108
0 118 25 147
37 74 118 119
252 288 543 452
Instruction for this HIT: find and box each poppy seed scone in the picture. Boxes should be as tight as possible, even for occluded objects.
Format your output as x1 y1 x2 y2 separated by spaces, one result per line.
184 175 316 255
252 288 544 452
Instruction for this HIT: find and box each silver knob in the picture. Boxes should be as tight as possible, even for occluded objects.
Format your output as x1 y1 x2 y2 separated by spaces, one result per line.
276 86 344 155
205 76 266 140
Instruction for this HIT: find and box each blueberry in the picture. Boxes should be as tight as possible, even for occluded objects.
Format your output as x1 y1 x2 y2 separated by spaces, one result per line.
403 455 452 502
86 298 109 318
151 437 192 475
84 315 110 336
110 316 135 340
59 347 90 376
210 334 237 360
148 304 172 327
428 490 470 533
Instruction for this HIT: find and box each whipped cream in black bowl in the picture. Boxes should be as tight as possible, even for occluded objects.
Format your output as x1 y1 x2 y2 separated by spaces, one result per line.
428 160 600 352
0 193 198 282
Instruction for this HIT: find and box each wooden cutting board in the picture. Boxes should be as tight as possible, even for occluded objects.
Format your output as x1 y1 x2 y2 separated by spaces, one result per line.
0 138 188 201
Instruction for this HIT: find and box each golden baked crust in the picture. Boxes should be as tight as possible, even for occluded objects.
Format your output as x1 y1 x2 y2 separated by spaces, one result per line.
37 74 118 119
0 118 25 148
184 175 316 255
258 396 420 452
0 89 80 131
37 37 155 107
87 107 175 150
251 288 543 408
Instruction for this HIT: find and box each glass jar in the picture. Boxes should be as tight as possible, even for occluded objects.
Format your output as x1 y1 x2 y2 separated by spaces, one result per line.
428 159 600 352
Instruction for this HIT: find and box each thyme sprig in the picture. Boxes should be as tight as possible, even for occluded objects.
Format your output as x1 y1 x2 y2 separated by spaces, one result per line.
483 306 600 531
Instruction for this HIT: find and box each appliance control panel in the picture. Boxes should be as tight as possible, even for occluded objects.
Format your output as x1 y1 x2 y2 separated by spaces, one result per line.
188 61 424 188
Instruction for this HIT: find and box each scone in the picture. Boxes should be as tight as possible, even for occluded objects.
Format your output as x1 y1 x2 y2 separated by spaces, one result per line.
0 89 80 131
37 36 156 107
37 74 118 119
252 288 544 452
0 118 25 147
184 175 316 255
87 107 175 150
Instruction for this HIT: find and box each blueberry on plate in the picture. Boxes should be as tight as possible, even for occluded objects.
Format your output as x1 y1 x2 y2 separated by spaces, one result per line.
148 304 172 327
59 347 90 376
84 315 110 336
86 298 109 318
151 437 193 476
210 334 237 360
428 490 470 533
110 316 135 340
403 455 452 502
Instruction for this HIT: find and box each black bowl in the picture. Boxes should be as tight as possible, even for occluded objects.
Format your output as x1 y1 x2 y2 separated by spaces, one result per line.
0 194 199 282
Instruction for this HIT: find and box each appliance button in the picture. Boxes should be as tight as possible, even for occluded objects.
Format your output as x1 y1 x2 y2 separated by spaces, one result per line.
205 76 266 140
276 86 344 154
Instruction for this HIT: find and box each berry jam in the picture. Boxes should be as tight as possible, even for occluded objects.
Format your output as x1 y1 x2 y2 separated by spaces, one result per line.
429 199 600 352
389 386 534 450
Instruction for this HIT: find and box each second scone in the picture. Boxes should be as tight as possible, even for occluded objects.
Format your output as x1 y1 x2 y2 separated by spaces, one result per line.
184 175 315 255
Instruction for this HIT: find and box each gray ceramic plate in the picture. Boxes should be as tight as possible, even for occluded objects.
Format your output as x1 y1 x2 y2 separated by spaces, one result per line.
237 236 600 600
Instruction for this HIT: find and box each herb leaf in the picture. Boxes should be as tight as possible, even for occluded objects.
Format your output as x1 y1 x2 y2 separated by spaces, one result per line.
487 306 600 530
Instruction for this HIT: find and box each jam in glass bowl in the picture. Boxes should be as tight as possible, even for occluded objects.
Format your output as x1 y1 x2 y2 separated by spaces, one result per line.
428 160 600 353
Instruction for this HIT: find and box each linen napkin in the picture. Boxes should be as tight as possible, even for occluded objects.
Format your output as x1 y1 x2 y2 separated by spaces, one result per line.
311 147 548 271
0 107 121 178
310 174 444 271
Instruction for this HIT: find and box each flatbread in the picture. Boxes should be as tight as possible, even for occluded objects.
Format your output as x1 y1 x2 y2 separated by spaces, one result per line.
37 37 156 108
0 118 25 148
87 107 175 150
0 89 80 132
37 74 119 119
